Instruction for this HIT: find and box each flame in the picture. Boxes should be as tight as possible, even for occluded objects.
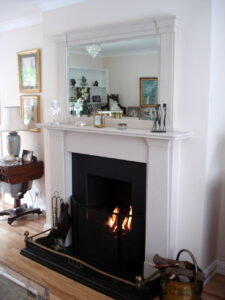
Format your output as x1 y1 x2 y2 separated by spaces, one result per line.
108 206 119 228
106 205 132 233
122 205 132 231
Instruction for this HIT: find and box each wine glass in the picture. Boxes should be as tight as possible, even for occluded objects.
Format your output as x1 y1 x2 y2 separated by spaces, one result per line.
50 100 61 125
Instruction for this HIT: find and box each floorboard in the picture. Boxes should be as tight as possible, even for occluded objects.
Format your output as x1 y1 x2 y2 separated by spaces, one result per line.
0 202 224 299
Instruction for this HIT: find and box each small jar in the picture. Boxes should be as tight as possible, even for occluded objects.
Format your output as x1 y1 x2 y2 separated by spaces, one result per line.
117 123 127 130
93 112 105 128
111 111 122 119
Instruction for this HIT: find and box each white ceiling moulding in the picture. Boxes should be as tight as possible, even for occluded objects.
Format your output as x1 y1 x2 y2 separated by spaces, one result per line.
55 16 179 47
33 0 87 11
0 13 42 33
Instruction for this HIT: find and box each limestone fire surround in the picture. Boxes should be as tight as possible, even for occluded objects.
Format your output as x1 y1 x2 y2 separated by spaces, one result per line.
39 122 191 277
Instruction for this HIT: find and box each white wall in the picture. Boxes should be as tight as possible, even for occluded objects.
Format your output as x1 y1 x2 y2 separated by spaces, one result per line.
103 54 158 107
69 54 104 69
170 2 212 268
1 0 224 274
209 0 225 266
0 24 45 208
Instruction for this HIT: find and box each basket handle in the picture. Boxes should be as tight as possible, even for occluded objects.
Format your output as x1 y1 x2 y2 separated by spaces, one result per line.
176 249 198 282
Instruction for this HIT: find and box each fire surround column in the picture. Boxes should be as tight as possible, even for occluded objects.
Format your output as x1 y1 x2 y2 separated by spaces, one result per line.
144 138 181 276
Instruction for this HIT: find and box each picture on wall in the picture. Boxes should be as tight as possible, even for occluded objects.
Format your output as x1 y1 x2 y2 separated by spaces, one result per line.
127 106 140 118
140 107 155 120
139 77 158 107
18 49 41 93
20 95 40 132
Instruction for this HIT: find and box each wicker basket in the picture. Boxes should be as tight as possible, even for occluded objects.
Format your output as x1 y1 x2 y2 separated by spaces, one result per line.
161 249 203 300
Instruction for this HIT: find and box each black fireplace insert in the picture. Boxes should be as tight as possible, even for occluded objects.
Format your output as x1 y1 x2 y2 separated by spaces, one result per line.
71 153 146 280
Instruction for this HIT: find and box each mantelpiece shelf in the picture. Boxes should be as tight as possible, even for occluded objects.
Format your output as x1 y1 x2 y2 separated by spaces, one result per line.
37 123 191 141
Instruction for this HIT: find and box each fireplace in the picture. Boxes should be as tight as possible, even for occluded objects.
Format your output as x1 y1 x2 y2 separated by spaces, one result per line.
36 124 190 276
71 153 146 279
21 124 190 299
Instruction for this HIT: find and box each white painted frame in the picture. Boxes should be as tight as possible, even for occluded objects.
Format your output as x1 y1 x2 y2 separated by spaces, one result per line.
54 16 179 130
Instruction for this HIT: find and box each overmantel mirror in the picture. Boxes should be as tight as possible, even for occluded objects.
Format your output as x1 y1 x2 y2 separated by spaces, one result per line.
55 16 178 130
68 36 160 120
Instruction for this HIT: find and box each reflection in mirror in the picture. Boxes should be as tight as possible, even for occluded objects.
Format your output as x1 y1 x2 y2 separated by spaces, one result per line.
68 35 160 120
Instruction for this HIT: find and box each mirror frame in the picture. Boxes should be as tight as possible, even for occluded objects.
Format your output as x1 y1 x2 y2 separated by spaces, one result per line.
54 16 179 130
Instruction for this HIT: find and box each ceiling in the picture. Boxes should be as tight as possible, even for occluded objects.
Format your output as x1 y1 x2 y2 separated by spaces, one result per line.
0 0 87 32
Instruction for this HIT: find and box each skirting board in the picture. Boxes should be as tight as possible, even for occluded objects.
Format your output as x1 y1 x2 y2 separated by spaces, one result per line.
204 260 225 283
204 260 217 283
217 260 225 275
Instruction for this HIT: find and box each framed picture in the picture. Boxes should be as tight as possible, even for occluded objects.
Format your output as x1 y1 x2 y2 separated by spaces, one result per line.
139 77 158 107
22 150 33 162
140 107 155 120
127 106 140 118
92 95 101 103
18 49 41 93
20 95 40 132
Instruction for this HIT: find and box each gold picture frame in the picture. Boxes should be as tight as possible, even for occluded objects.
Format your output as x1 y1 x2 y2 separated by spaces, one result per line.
20 95 40 132
18 49 41 93
139 77 158 107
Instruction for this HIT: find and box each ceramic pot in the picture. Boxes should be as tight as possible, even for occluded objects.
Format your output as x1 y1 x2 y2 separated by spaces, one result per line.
6 131 20 157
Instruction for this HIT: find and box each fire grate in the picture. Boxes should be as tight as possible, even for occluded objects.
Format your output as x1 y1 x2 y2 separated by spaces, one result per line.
20 229 160 300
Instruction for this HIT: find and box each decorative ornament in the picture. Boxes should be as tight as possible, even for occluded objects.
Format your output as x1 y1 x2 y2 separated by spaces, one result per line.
151 103 167 132
86 44 101 58
50 100 61 125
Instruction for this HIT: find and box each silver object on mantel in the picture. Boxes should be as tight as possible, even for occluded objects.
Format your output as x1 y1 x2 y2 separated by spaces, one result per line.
151 103 167 133
117 123 127 130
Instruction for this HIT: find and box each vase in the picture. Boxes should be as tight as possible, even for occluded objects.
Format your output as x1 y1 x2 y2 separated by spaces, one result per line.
6 131 20 157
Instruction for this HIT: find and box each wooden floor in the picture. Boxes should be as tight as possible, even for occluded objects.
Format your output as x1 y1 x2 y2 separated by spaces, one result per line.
0 203 224 300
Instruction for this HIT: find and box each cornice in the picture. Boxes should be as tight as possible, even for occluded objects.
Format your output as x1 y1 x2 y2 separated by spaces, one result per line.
33 0 87 12
53 16 178 47
0 13 42 33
